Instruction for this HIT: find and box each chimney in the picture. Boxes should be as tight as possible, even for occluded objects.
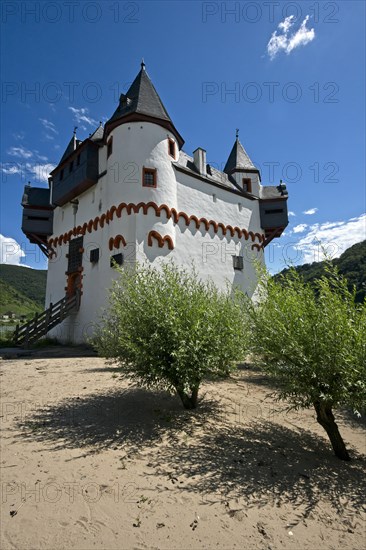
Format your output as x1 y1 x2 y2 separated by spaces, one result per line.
193 147 207 177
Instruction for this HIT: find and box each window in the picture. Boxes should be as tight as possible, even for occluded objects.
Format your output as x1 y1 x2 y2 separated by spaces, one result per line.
60 169 64 181
77 153 81 166
90 248 99 264
168 138 176 158
69 160 74 173
107 137 113 158
111 253 123 267
264 209 284 215
67 237 83 274
142 167 157 188
242 178 252 193
233 255 244 271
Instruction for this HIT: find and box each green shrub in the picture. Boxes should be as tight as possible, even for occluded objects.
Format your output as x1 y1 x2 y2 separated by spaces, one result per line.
248 264 366 460
94 262 248 409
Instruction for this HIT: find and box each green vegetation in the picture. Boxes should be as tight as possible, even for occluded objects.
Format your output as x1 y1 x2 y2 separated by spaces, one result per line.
0 280 42 317
277 240 366 303
0 265 47 317
94 262 248 409
249 264 366 461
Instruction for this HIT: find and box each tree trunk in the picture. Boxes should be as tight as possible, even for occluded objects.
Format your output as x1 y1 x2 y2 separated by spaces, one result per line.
313 401 351 461
176 386 199 409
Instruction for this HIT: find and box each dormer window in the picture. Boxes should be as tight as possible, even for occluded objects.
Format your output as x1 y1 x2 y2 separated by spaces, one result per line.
60 169 64 181
242 178 252 193
107 137 113 159
69 160 74 173
77 153 81 166
143 167 157 188
168 138 176 159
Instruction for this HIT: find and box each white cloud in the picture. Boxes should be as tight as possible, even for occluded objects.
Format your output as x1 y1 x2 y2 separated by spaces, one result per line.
12 132 25 141
0 162 55 183
39 118 58 134
288 211 296 217
25 163 55 183
36 154 48 162
0 234 26 266
292 223 308 234
303 208 318 215
267 15 315 60
0 164 23 176
294 214 366 264
287 16 316 54
278 15 294 33
7 146 33 159
69 107 97 127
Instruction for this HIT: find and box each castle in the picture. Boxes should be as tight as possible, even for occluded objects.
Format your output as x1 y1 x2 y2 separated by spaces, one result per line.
20 62 288 344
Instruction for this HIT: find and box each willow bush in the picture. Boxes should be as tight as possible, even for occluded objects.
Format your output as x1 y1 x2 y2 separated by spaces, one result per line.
248 264 366 461
94 262 248 409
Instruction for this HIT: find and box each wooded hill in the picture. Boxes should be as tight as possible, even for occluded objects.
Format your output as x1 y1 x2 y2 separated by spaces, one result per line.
0 265 47 317
0 240 364 318
276 240 365 303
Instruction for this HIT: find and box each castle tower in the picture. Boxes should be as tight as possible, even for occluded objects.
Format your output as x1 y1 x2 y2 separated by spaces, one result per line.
102 61 184 252
224 133 261 196
18 63 289 345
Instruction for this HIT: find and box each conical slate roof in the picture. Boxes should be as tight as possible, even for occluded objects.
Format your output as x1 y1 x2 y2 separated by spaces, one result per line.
89 122 104 142
106 62 184 147
224 138 257 174
108 62 172 123
59 134 80 164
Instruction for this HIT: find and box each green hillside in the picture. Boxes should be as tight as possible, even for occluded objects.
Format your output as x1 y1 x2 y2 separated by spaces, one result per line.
0 280 43 316
277 240 366 303
0 265 47 318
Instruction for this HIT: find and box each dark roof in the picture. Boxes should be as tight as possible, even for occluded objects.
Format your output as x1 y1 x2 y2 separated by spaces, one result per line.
89 123 104 142
224 138 257 174
59 134 79 164
176 151 245 194
22 186 51 207
108 63 172 124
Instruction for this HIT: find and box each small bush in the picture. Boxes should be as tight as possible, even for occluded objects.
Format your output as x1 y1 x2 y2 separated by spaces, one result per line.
94 262 248 408
248 264 366 460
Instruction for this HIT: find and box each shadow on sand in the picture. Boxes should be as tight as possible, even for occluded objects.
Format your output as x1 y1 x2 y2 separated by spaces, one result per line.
15 384 366 516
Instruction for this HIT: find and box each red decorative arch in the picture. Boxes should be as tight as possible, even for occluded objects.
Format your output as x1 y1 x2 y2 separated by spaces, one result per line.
47 201 266 250
114 234 127 249
148 230 174 250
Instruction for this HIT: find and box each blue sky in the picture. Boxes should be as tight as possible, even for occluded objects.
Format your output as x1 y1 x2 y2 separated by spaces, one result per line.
1 0 365 272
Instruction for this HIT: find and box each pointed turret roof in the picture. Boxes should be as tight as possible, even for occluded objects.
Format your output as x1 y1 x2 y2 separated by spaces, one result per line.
224 137 257 174
106 62 184 148
59 127 84 165
59 133 79 164
89 122 104 142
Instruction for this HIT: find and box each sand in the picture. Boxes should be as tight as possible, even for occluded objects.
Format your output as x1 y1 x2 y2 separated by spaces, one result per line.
0 347 365 550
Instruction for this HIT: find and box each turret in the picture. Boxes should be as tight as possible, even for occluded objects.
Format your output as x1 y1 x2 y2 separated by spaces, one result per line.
224 131 261 196
104 61 184 149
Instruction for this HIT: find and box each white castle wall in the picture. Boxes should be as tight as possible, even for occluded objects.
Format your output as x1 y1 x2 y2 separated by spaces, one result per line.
46 121 264 343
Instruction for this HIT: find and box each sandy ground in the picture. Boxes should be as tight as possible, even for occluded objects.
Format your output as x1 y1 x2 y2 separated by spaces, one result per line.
0 347 365 550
